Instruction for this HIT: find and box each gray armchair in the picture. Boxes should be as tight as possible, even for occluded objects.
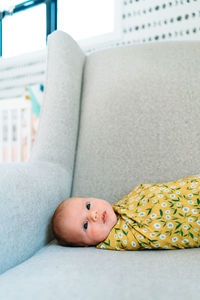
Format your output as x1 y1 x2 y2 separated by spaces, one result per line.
0 30 200 300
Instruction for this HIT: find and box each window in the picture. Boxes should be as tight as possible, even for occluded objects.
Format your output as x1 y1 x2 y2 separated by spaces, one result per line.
57 0 121 48
2 3 46 58
58 0 114 40
0 0 121 57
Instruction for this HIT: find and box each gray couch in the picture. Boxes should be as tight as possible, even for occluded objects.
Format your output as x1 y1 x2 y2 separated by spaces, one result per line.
0 30 200 299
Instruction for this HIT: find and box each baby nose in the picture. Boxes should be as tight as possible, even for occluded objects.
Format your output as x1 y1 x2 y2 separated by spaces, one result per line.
89 210 98 222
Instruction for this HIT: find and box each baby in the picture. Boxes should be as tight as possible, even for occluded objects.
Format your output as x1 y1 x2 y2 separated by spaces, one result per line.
52 174 200 250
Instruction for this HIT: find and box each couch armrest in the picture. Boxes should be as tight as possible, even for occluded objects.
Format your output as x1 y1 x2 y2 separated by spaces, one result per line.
0 161 70 275
30 30 85 171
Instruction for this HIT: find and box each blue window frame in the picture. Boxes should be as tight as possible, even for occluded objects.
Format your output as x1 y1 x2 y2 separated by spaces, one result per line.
0 0 57 57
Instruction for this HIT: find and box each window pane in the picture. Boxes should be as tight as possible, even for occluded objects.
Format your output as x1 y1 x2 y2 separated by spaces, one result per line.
0 0 23 11
57 0 115 41
2 4 46 58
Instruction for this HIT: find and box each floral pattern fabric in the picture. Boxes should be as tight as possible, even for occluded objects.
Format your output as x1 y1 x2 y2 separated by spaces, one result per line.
96 174 200 250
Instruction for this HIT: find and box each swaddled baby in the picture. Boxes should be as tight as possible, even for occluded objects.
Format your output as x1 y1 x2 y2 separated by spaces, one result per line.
52 174 200 250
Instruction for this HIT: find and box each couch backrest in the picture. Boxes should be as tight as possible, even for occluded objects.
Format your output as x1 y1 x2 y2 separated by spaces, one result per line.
71 41 200 204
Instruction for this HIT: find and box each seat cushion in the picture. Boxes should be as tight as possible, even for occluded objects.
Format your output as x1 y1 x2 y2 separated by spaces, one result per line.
0 240 200 300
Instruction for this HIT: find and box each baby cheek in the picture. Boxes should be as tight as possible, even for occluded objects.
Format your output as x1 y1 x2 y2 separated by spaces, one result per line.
90 224 109 243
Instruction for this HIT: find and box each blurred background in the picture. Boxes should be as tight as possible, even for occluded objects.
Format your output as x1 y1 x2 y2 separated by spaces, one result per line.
0 0 199 162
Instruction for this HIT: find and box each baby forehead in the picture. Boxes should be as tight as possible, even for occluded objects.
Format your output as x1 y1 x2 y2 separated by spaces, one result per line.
62 197 85 211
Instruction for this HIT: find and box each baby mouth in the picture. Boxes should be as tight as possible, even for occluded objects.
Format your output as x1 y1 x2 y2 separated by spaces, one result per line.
102 211 107 223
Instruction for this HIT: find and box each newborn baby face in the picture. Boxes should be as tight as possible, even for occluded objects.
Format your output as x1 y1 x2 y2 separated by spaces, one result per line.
60 197 117 246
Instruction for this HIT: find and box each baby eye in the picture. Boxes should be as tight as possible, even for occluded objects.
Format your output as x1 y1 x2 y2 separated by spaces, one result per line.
86 202 91 210
83 221 88 231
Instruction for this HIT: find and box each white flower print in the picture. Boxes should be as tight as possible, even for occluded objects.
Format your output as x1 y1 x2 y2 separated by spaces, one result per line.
136 197 140 201
138 209 142 211
179 182 185 186
170 185 176 189
138 235 144 239
164 189 169 192
191 183 197 187
131 241 137 247
165 210 171 214
129 205 133 210
182 239 189 243
188 200 194 204
152 199 157 203
150 213 157 218
172 237 178 242
150 233 156 237
123 224 128 229
123 240 127 245
155 244 160 247
170 194 176 198
154 223 161 229
163 245 168 249
194 237 198 241
160 234 166 240
177 202 181 207
166 215 171 219
167 222 173 228
183 225 188 229
161 203 167 207
146 219 150 223
182 207 189 213
188 218 193 222
192 209 197 214
143 228 148 233
158 194 163 198
118 232 123 238
187 194 193 198
150 187 155 191
196 220 200 226
192 189 197 192
100 245 106 249
176 191 181 194
148 194 152 197
194 229 198 232
145 247 152 249
114 234 117 239
139 212 146 217
160 187 165 190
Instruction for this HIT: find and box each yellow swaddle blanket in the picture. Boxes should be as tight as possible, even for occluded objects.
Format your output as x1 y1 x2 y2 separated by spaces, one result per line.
96 174 200 250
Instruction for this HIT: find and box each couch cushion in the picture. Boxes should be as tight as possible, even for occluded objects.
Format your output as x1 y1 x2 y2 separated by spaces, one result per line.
0 240 200 300
72 41 200 205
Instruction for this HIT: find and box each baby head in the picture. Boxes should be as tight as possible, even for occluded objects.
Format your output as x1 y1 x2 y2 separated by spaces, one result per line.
52 196 117 247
